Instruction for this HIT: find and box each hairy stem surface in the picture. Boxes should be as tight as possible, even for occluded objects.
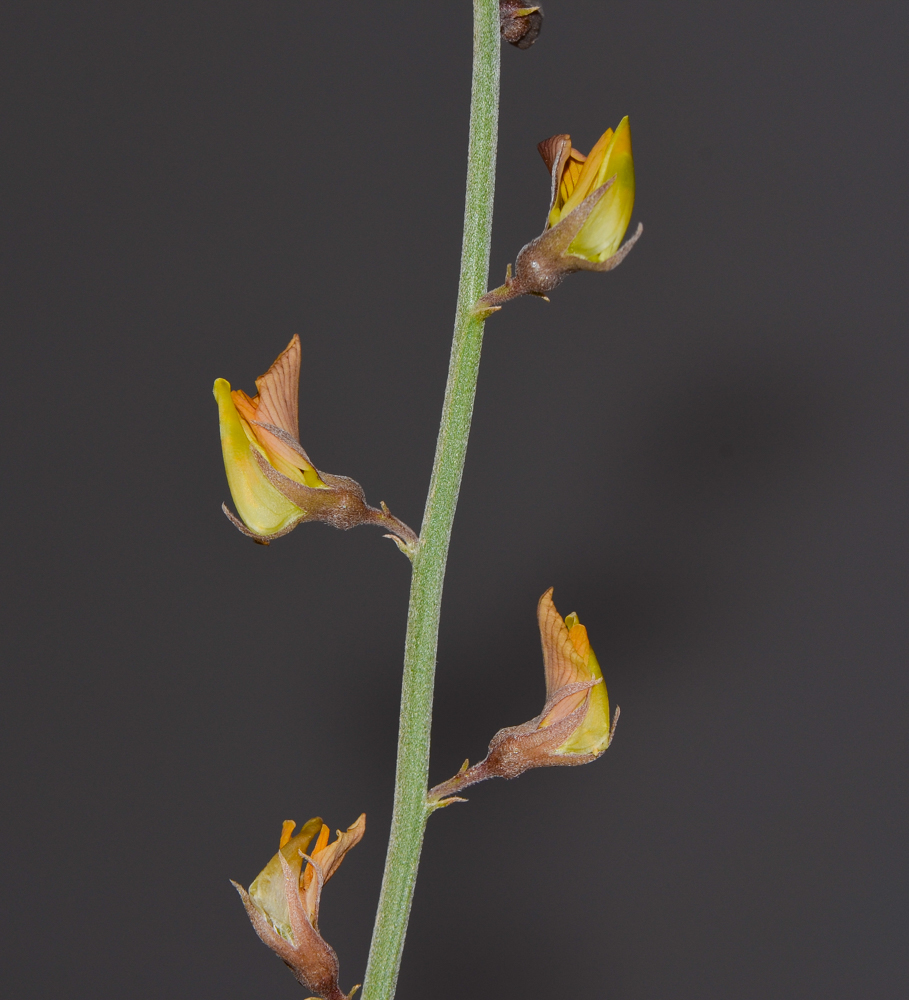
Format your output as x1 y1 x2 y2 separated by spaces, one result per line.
360 4 500 999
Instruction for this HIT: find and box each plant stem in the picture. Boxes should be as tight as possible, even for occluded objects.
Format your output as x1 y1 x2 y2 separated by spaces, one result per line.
360 4 500 1000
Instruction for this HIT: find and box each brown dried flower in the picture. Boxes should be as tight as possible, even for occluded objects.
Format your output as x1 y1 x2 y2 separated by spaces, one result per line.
500 3 543 49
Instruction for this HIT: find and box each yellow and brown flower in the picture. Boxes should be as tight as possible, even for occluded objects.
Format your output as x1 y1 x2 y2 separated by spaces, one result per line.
232 814 366 999
214 335 417 554
476 118 642 313
428 588 618 805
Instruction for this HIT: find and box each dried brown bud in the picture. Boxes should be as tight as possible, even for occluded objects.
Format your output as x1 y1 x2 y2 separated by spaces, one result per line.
428 590 618 807
500 3 543 49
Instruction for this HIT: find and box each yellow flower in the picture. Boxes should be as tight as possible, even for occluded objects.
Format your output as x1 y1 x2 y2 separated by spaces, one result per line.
475 118 642 314
542 116 635 263
232 815 366 1000
427 589 618 805
214 335 417 553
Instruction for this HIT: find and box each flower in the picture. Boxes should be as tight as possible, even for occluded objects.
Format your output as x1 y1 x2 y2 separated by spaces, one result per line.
214 335 417 554
475 119 642 313
427 588 618 804
542 117 636 262
232 814 366 1000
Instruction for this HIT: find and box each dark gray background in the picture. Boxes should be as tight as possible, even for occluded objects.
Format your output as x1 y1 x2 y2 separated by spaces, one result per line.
3 2 907 997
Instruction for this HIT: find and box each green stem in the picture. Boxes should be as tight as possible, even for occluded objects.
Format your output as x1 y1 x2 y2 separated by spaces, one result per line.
360 4 500 1000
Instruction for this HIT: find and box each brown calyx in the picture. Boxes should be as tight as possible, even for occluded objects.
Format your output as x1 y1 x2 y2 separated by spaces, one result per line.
500 3 543 49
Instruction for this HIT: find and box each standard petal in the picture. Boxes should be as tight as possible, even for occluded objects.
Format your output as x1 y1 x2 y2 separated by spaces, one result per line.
537 589 588 697
313 814 366 885
255 334 301 440
537 592 610 731
538 133 570 175
538 134 590 228
538 134 572 225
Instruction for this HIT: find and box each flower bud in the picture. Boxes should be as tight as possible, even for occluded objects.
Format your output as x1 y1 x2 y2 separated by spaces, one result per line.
232 814 366 999
500 3 543 49
214 335 417 555
475 118 642 315
428 589 618 805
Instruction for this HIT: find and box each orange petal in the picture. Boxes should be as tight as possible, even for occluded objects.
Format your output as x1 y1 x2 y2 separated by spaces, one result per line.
301 824 331 893
555 156 583 214
567 621 591 663
279 820 297 850
231 388 260 424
